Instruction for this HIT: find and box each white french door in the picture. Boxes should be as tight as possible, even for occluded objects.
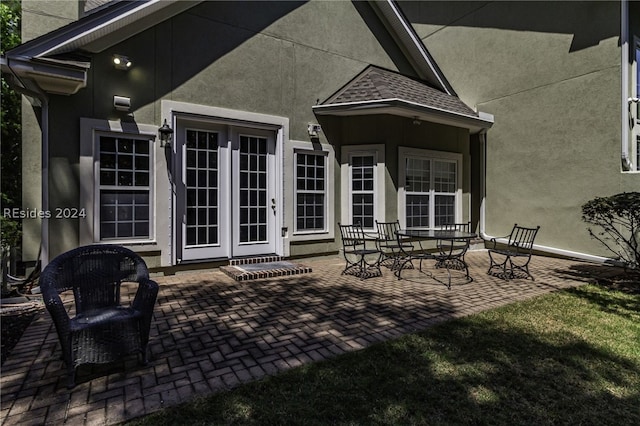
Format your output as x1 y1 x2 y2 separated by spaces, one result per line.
231 127 277 257
175 119 277 262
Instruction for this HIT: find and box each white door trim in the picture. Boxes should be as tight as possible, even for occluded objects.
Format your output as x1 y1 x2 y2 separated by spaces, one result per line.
162 101 287 264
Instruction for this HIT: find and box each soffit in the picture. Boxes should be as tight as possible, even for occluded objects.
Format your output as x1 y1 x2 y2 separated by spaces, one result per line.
8 0 200 58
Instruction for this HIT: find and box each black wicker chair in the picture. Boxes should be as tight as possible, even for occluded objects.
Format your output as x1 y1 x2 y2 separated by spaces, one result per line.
40 245 158 388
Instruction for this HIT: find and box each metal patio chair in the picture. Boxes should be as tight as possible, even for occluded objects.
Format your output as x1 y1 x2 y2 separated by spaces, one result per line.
435 222 472 281
487 224 540 280
338 223 382 279
375 220 414 270
40 244 159 388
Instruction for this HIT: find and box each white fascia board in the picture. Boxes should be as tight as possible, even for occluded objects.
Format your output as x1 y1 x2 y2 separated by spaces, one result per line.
313 98 494 133
8 1 199 59
370 0 455 96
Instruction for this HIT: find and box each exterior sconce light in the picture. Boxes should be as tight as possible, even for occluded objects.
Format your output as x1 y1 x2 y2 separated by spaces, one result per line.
113 55 132 70
307 123 322 138
158 119 173 148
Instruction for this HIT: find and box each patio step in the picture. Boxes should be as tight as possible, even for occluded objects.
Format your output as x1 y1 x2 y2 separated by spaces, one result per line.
221 256 312 281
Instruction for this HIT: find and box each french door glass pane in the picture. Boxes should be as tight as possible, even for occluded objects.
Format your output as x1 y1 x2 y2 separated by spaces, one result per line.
636 46 639 96
185 130 219 246
239 135 268 243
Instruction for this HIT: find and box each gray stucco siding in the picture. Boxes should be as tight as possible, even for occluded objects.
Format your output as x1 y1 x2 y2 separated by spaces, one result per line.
403 1 638 260
27 0 425 264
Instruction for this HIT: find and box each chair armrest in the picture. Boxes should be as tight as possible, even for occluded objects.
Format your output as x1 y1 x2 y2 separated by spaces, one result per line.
489 234 512 250
132 278 159 316
132 278 159 348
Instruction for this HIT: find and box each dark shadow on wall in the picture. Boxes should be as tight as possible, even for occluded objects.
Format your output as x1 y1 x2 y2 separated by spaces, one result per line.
397 0 620 53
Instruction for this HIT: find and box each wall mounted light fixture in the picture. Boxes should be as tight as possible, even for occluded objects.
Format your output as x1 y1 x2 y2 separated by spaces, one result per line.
113 54 132 70
158 119 173 148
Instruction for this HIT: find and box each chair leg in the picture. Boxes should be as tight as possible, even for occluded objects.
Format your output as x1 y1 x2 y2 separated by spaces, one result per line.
488 251 510 280
66 365 76 389
504 257 512 280
511 257 535 281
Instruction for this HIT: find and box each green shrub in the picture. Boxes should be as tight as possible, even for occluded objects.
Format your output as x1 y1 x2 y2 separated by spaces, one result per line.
581 192 640 270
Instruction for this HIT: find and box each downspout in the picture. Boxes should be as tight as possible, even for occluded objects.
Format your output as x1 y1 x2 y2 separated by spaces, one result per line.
4 59 51 267
621 0 633 171
478 132 614 265
41 98 50 267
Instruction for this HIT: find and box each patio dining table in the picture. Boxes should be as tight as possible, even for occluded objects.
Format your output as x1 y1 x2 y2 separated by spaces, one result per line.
394 229 477 288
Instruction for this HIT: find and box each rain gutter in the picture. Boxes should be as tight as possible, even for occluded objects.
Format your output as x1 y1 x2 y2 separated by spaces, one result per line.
621 0 633 171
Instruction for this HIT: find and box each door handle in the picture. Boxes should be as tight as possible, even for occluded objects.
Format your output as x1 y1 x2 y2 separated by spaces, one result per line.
271 198 276 215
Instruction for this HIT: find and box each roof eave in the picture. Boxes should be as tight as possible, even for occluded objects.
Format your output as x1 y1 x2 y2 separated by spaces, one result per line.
313 98 494 134
9 0 199 58
2 0 201 96
4 56 89 95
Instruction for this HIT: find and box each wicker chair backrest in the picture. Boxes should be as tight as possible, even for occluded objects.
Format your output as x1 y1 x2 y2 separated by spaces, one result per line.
41 245 150 315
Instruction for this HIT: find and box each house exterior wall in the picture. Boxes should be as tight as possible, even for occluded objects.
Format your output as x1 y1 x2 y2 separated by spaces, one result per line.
23 0 471 267
321 114 472 218
20 1 82 263
402 0 640 259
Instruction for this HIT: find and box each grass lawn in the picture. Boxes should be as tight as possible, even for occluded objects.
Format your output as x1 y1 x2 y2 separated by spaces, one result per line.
129 284 640 425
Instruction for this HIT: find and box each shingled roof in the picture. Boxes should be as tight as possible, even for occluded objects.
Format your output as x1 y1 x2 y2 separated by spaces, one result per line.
323 66 478 118
314 65 493 133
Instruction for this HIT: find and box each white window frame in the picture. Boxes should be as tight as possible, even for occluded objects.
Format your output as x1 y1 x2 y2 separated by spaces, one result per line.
290 140 334 241
97 134 153 241
80 119 158 247
397 147 462 230
294 150 328 234
341 145 385 231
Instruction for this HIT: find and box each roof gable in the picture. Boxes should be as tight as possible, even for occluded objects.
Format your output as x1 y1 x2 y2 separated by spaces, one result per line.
324 65 476 118
314 65 493 133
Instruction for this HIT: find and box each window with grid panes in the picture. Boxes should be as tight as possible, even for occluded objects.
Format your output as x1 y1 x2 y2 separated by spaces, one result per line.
185 129 219 246
351 155 375 229
295 152 326 232
239 135 268 242
99 136 151 240
404 157 457 229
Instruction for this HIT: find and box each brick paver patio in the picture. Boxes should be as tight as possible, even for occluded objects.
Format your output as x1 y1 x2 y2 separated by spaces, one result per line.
1 251 607 425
